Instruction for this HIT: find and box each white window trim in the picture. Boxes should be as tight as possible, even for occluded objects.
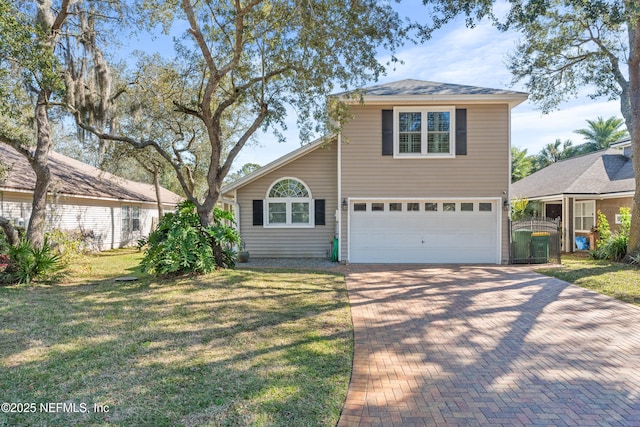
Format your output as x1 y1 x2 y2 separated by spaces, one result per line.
264 177 315 228
393 106 456 159
121 204 141 235
574 200 596 233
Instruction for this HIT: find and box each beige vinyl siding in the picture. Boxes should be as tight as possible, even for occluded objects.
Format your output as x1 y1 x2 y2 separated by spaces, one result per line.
340 104 511 263
235 142 338 258
1 190 165 250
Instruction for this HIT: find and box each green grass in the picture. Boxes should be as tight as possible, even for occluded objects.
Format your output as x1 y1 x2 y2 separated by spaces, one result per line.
0 249 352 426
535 254 640 305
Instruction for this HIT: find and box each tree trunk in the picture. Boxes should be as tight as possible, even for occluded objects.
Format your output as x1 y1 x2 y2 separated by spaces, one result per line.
197 185 225 267
152 166 164 220
0 217 19 246
628 17 640 256
26 91 53 250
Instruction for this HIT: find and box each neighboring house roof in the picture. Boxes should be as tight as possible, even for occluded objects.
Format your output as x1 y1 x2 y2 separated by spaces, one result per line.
511 147 635 199
335 79 528 107
0 144 183 205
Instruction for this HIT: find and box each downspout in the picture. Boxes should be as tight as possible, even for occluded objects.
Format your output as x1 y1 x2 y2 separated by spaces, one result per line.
337 131 342 262
506 104 513 264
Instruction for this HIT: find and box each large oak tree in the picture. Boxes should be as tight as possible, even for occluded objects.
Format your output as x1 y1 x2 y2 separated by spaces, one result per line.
0 0 122 249
76 0 405 232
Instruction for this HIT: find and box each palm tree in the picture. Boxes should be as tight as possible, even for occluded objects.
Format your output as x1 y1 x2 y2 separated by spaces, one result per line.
574 116 628 152
511 146 533 182
537 139 576 169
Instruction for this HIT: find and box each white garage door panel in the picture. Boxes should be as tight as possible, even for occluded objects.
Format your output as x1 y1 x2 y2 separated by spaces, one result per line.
350 201 499 263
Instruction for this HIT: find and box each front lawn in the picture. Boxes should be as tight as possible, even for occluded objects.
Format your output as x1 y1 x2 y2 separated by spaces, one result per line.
535 254 640 305
0 249 352 426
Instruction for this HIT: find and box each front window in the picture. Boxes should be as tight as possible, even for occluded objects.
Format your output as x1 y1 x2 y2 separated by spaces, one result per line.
121 205 130 235
122 205 141 235
395 107 455 158
132 206 140 231
265 178 313 227
575 201 595 232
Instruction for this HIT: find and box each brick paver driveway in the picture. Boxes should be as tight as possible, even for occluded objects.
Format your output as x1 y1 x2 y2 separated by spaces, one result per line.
337 265 640 426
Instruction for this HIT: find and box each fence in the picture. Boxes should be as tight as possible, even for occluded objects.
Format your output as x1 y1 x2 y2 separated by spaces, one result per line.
510 217 561 264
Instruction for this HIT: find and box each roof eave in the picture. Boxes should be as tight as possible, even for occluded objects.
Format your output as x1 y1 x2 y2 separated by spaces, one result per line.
520 191 636 201
337 93 528 108
0 186 178 206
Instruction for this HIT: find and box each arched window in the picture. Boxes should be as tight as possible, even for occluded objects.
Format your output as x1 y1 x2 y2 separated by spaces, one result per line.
265 178 313 226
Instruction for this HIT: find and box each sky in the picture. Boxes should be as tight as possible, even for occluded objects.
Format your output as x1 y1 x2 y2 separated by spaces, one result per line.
229 9 621 170
121 2 623 172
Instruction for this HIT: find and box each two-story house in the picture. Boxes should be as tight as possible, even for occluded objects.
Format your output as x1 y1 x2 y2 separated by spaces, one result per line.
221 79 527 264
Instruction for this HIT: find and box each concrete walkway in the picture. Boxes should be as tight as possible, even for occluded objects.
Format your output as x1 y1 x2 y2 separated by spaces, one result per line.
338 265 640 426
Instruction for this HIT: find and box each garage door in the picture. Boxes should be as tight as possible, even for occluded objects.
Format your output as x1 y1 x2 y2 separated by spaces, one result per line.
349 199 500 263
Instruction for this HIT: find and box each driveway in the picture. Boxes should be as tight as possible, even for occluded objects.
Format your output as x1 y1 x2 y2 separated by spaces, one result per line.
337 265 640 426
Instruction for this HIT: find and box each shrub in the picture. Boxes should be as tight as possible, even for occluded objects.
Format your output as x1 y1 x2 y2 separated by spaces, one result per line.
595 210 611 246
1 238 63 285
140 200 241 276
46 229 93 264
510 197 530 221
590 207 631 262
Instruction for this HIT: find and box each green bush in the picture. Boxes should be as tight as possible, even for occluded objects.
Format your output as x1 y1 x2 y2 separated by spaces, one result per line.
590 207 631 262
1 238 63 285
595 210 611 246
140 200 241 276
46 229 92 264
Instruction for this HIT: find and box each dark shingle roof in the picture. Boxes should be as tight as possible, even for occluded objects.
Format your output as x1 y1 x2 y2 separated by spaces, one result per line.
0 144 182 205
335 79 528 97
511 148 635 199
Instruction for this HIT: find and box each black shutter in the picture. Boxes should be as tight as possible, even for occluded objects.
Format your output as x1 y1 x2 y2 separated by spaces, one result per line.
382 109 393 155
456 108 467 155
252 200 263 226
314 199 325 226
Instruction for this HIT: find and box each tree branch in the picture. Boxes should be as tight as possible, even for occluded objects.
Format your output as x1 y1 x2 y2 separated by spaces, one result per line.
173 100 203 120
73 112 198 206
182 0 217 75
220 103 268 179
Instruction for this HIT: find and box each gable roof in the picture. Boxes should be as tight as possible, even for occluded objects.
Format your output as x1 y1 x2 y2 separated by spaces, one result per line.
511 147 635 199
0 144 183 205
335 79 528 107
221 136 334 195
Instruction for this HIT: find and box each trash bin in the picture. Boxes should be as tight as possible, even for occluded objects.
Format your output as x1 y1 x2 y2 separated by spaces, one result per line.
530 232 549 263
575 236 589 250
512 230 532 263
331 237 339 262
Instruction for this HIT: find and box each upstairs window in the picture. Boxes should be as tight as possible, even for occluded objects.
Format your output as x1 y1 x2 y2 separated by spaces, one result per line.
394 107 455 158
265 178 313 227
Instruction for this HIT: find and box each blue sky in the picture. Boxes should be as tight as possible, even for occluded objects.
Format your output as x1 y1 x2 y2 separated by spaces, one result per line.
120 3 622 172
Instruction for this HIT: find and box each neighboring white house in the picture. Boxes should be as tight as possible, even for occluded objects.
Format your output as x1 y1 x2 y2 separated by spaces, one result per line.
0 144 183 250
